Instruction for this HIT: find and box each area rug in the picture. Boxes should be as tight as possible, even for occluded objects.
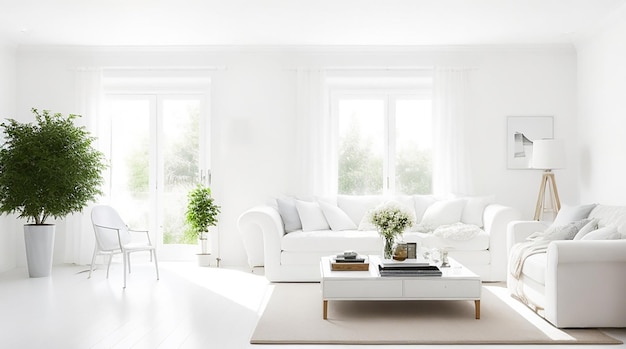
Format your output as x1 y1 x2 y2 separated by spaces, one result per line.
250 283 621 345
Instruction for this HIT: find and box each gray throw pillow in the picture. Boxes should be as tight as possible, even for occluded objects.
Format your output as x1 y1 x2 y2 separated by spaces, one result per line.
276 197 302 233
542 218 591 241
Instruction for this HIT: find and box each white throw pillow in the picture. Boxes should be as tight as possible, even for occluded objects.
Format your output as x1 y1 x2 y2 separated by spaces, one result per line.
460 195 495 227
419 199 466 230
319 201 357 231
358 215 377 231
433 223 481 241
276 197 302 233
550 203 596 227
573 218 599 240
337 195 384 226
295 200 330 231
413 195 437 223
580 225 621 240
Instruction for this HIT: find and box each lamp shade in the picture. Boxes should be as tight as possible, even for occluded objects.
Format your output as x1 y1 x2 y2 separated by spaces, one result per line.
531 139 565 169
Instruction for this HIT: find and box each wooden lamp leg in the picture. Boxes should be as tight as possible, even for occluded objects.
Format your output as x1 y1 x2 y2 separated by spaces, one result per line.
534 170 561 221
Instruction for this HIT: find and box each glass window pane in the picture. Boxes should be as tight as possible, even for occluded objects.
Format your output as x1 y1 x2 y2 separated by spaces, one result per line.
338 99 384 195
395 99 432 194
162 99 200 244
109 99 151 230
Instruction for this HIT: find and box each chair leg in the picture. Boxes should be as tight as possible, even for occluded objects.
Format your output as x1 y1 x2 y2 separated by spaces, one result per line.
88 248 97 279
153 250 160 280
106 254 113 279
123 253 128 288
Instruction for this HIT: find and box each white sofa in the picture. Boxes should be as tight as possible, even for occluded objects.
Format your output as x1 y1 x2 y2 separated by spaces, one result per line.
238 195 520 282
507 204 626 328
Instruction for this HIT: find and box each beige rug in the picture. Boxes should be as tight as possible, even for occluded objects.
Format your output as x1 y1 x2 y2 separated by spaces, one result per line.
251 283 622 345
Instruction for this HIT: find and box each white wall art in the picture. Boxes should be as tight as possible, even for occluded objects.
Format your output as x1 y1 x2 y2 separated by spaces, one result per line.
507 116 553 169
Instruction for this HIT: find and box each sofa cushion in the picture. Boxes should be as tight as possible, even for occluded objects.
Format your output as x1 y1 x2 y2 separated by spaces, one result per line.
573 218 599 240
295 200 330 231
414 195 437 223
550 203 596 227
281 230 380 252
460 195 495 227
276 197 302 233
580 225 621 240
319 201 357 231
418 198 465 230
588 205 626 237
542 219 591 240
337 195 385 226
403 229 489 251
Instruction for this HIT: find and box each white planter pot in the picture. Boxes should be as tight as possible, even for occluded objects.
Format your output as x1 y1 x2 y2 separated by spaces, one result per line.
197 253 211 267
23 224 56 278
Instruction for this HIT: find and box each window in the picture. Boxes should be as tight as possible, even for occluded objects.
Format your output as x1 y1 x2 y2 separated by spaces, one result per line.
101 70 212 260
332 84 432 195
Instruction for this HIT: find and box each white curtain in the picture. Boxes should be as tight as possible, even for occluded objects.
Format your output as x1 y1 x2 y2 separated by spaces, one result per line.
432 67 473 196
295 69 334 197
63 68 105 265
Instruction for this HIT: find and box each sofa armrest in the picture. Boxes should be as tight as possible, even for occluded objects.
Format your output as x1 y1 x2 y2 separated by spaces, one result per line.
506 220 549 252
482 204 521 281
237 205 285 269
544 240 626 327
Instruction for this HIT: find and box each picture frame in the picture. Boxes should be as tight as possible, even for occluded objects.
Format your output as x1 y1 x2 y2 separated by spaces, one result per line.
406 242 417 259
506 116 554 169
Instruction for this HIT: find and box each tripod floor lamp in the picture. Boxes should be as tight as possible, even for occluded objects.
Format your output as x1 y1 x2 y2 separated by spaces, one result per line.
532 139 565 221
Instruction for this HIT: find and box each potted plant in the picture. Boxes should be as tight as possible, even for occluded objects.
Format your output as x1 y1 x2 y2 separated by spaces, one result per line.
185 184 220 266
0 108 106 277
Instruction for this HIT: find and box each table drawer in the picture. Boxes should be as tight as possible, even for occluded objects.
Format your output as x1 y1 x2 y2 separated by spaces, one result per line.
403 279 481 298
323 280 402 298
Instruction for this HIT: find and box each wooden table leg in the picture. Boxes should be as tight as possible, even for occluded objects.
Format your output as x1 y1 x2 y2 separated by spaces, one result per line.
323 300 328 320
475 300 481 319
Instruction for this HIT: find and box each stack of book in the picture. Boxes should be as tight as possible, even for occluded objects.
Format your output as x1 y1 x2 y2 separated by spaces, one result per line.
330 254 369 271
378 261 442 277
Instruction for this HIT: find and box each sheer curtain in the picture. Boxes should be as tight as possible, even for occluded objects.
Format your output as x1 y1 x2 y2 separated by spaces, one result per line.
432 67 473 196
295 69 334 197
63 68 105 265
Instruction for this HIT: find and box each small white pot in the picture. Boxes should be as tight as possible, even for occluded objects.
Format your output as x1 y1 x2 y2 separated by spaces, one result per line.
23 224 56 278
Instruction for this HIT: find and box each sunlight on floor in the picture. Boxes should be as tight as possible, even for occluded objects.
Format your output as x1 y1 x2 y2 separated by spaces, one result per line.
160 262 271 312
486 285 575 341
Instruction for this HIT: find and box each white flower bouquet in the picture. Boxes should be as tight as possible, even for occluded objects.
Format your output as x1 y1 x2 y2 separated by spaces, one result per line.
368 201 415 239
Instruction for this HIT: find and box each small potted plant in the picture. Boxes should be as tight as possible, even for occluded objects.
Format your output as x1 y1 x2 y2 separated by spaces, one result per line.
185 184 220 266
0 108 106 277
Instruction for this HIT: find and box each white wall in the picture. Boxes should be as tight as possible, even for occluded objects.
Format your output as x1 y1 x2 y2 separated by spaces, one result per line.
576 6 626 205
14 45 578 267
0 42 17 273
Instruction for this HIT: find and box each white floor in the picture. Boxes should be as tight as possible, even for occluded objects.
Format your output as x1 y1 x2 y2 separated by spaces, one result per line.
0 261 624 349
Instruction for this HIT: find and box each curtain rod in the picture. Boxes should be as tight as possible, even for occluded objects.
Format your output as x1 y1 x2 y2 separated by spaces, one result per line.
69 66 227 71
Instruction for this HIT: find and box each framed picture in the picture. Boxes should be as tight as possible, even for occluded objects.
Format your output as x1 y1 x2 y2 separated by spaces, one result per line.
507 116 553 169
406 242 417 259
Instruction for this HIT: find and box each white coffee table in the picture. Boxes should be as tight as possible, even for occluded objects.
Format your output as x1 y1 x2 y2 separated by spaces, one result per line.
320 255 481 320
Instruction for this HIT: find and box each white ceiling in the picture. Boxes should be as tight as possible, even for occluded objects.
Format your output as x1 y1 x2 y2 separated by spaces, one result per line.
0 0 625 47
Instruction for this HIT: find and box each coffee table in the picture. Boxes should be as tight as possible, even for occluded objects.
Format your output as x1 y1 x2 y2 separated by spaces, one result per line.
320 255 481 320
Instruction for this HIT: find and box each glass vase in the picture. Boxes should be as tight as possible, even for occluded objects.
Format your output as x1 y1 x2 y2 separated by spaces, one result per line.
382 236 395 260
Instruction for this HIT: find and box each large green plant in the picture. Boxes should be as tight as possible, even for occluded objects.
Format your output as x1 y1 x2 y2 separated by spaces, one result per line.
0 108 106 224
185 185 220 240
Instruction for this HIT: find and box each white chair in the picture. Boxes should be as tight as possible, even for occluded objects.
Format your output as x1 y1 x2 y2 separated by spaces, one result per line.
89 205 159 288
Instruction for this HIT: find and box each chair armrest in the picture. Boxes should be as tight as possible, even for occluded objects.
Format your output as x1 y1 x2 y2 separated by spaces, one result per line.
482 204 521 281
237 205 285 269
544 240 626 327
128 229 152 245
506 220 549 252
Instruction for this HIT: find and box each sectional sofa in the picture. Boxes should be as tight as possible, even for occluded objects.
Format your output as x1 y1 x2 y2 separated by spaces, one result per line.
238 195 520 282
